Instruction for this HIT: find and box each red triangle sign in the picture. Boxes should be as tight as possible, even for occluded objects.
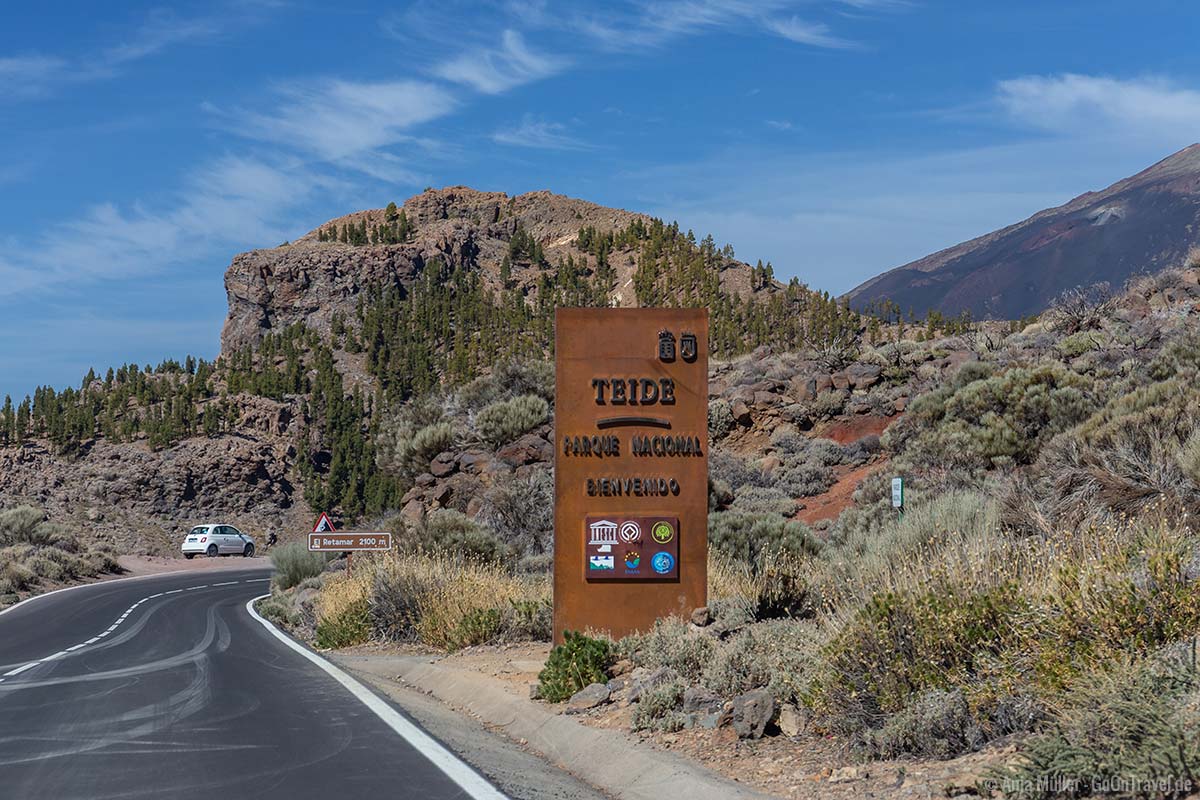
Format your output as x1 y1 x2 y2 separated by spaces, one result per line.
312 512 336 533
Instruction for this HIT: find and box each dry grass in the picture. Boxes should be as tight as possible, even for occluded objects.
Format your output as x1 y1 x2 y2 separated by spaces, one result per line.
319 550 551 651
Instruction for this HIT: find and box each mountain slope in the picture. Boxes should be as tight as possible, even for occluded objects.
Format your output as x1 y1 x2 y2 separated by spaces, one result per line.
847 144 1200 319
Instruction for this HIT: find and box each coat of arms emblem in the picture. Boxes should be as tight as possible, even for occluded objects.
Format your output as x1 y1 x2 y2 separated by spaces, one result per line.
658 330 676 362
680 332 698 362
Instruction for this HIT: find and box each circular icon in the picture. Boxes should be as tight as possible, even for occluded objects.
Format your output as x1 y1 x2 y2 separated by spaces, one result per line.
651 521 675 544
619 521 642 543
624 550 641 569
651 552 675 574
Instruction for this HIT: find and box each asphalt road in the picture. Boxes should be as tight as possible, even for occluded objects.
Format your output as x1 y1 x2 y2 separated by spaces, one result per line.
0 568 504 800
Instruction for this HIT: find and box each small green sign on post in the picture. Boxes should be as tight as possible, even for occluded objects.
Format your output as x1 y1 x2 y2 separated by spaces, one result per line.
891 476 904 518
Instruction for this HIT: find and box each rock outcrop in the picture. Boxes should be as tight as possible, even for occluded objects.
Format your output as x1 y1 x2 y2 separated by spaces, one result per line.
222 186 771 354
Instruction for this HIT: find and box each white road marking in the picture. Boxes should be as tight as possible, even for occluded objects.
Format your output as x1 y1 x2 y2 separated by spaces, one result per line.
1 576 264 684
4 663 38 677
245 596 507 800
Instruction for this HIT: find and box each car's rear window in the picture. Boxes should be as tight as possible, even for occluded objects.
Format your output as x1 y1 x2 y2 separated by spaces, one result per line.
189 527 208 536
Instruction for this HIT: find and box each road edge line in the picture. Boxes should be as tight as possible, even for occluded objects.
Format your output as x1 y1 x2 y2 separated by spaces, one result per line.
244 595 508 800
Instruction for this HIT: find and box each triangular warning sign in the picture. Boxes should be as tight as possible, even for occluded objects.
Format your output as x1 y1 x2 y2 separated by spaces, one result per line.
312 512 336 533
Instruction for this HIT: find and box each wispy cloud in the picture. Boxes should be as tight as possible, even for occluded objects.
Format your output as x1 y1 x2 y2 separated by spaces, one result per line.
0 156 326 297
0 7 256 102
232 79 456 168
571 0 887 50
492 114 593 150
0 55 71 99
996 73 1200 140
765 119 795 130
433 30 565 94
764 15 858 49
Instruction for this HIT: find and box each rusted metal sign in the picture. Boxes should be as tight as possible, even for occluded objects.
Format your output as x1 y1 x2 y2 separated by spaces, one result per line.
554 308 708 641
307 532 392 552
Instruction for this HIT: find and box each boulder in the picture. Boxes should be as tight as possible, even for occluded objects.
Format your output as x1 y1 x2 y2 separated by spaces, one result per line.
727 385 755 405
778 703 805 737
732 689 775 739
415 472 436 487
457 449 492 474
791 377 817 402
682 686 723 714
813 374 834 394
496 433 552 466
689 606 712 627
567 683 611 712
846 363 882 389
830 372 851 391
730 400 752 427
752 391 778 408
429 451 457 478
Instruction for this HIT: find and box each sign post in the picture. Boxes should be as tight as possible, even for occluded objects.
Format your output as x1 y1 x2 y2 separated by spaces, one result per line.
553 308 709 641
891 477 904 519
307 514 392 574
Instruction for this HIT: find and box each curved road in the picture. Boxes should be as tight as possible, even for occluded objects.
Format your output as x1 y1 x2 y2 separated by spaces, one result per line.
0 568 503 799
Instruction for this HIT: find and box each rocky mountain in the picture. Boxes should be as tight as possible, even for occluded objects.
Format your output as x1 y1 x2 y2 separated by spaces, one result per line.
847 144 1200 320
0 187 807 552
222 187 771 354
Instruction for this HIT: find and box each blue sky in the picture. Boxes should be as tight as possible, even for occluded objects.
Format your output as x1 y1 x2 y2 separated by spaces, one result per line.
2 0 1200 400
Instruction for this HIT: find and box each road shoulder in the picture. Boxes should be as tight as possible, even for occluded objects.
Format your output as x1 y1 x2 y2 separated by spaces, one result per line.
330 650 777 800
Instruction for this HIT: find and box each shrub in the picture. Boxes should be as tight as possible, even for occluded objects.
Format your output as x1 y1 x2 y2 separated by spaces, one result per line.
457 360 555 411
708 399 734 441
708 511 821 565
538 631 613 702
625 619 716 681
631 678 687 732
271 542 329 590
367 551 550 649
808 581 1029 740
893 364 1095 479
992 646 1200 799
315 596 370 649
406 509 510 563
861 689 984 759
377 417 456 482
475 470 553 558
475 394 549 447
729 485 797 516
0 506 69 548
256 592 300 629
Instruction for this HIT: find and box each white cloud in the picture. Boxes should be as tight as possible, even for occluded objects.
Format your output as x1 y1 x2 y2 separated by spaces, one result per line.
997 73 1200 140
102 11 224 67
572 0 883 50
493 115 592 150
0 7 259 102
763 16 857 49
434 30 565 94
0 55 71 99
0 156 325 298
236 79 456 163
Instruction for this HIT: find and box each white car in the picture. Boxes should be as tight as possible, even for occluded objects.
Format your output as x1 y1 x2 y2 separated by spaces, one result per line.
182 524 256 559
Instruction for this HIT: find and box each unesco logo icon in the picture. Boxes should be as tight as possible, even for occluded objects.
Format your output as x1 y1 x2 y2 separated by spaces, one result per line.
619 521 641 543
651 552 674 574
